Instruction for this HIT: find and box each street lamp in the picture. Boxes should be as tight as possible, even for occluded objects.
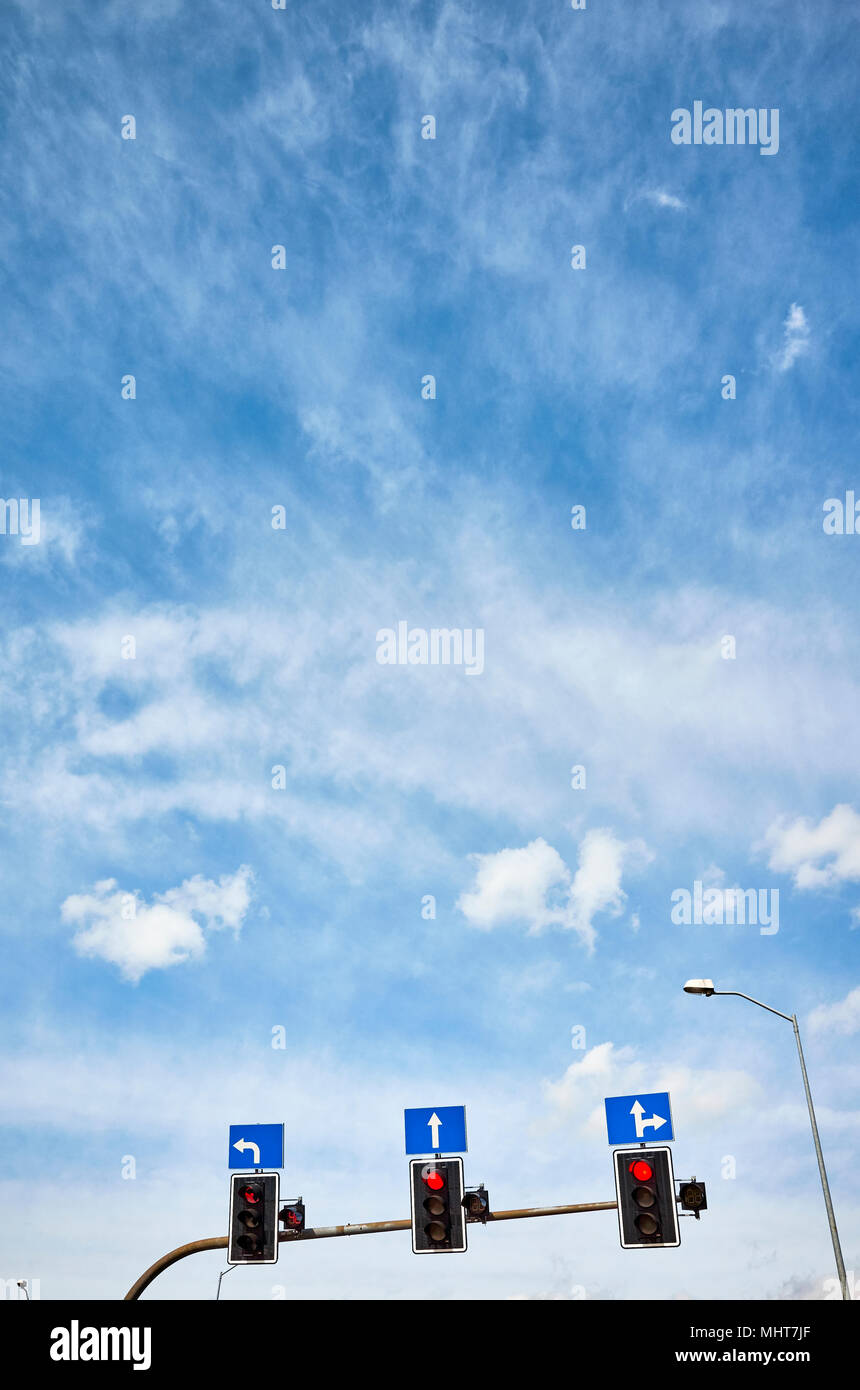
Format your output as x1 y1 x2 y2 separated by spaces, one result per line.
682 979 849 1302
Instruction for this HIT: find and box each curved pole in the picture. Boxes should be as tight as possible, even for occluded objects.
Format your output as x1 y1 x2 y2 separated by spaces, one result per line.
710 989 792 1022
124 1200 617 1300
124 1236 228 1301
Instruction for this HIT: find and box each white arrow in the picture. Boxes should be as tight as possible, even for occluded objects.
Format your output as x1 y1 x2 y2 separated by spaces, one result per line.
630 1100 667 1139
427 1112 443 1149
233 1138 261 1164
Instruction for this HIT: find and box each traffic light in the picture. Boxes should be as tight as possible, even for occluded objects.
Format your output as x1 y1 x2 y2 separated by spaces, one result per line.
409 1158 467 1253
463 1185 490 1223
227 1172 279 1265
279 1198 306 1235
678 1179 708 1218
613 1146 680 1249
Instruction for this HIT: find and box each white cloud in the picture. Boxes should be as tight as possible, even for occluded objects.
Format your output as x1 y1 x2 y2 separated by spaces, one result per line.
568 830 651 950
61 866 253 982
159 868 253 931
650 190 686 209
808 985 860 1037
764 804 860 893
542 1040 762 1138
644 189 687 210
701 863 726 886
80 692 232 757
456 830 651 952
457 838 570 932
775 302 810 372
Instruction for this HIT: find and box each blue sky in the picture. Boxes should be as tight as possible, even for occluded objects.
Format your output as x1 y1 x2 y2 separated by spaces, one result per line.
1 0 859 1300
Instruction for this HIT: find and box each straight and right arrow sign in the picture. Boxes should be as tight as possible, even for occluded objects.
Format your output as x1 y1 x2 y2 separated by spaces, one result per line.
604 1092 675 1146
630 1099 668 1139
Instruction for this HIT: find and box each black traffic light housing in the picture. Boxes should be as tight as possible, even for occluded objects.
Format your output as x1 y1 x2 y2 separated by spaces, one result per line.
463 1184 490 1223
279 1198 306 1235
228 1172 280 1265
677 1179 708 1218
613 1146 680 1250
409 1157 467 1253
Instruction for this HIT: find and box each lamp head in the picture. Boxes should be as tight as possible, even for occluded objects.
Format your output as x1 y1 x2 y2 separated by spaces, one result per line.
683 978 715 996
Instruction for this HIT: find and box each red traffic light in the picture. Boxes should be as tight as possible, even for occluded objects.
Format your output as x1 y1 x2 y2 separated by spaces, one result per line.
228 1172 279 1266
613 1147 680 1250
409 1157 467 1255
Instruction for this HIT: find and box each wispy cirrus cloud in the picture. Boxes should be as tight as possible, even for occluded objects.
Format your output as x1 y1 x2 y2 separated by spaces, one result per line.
625 188 687 212
774 302 811 371
3 565 860 876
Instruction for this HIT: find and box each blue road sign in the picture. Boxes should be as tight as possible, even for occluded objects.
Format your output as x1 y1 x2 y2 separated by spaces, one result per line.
228 1123 284 1169
404 1106 467 1155
604 1092 674 1146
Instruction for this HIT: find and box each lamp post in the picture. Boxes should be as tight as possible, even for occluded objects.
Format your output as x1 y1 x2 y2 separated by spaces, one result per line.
683 979 849 1302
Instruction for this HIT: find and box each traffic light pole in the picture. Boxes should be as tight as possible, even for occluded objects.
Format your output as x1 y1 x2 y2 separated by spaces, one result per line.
123 1199 617 1300
709 990 849 1303
791 1013 849 1302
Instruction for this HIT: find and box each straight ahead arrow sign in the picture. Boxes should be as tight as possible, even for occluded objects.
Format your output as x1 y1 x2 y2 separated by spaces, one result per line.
404 1105 467 1155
